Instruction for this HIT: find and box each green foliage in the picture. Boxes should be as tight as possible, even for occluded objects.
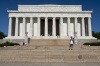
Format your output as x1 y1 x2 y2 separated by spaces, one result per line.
0 41 19 47
83 42 100 46
92 31 100 39
0 31 6 39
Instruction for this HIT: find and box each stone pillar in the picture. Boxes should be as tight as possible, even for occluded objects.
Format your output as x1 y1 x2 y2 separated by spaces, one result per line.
8 17 12 37
37 17 40 36
53 17 56 36
75 17 78 34
68 17 70 37
88 17 92 36
82 17 85 36
45 17 48 36
23 17 26 37
15 17 18 36
30 17 33 37
60 17 63 36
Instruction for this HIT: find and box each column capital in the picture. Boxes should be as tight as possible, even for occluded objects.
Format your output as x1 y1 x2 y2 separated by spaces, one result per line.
81 17 85 19
60 17 64 18
38 17 41 18
23 17 26 18
29 16 33 18
16 17 19 19
75 17 78 18
52 17 56 18
88 17 91 19
45 17 48 19
15 17 19 18
67 17 71 18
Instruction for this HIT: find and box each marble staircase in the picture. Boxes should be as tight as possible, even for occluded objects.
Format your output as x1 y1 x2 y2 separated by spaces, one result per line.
0 39 100 63
29 39 70 46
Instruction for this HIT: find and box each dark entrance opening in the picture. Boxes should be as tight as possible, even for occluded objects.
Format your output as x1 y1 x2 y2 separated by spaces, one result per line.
48 19 52 36
56 19 60 36
40 19 45 36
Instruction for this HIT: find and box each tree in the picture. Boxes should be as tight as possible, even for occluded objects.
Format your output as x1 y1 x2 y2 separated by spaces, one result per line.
92 31 100 39
0 31 6 39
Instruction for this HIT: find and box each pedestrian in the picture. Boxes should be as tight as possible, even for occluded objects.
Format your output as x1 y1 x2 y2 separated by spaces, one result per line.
69 36 74 50
24 32 29 46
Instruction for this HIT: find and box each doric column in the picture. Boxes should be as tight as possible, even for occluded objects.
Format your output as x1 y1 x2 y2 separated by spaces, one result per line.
82 17 85 36
8 17 12 37
68 17 70 37
37 17 40 36
23 17 26 37
88 17 92 36
75 17 78 34
53 17 56 36
60 17 63 36
45 17 48 36
30 17 33 37
15 17 18 36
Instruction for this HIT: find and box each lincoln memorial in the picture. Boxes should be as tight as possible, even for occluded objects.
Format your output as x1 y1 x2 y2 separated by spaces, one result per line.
5 5 96 40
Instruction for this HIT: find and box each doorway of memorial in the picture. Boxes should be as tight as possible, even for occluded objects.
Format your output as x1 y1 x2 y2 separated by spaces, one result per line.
40 19 45 36
48 19 53 36
56 19 60 36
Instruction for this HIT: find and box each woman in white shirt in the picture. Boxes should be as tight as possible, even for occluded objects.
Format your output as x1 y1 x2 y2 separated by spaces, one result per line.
69 36 74 50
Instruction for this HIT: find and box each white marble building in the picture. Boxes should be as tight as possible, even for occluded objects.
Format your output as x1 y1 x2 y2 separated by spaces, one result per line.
5 5 96 39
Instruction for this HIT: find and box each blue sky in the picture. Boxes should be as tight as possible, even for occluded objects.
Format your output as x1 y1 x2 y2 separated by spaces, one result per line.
0 0 100 35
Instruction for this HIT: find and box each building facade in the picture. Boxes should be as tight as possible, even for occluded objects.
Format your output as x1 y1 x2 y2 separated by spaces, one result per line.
5 5 96 39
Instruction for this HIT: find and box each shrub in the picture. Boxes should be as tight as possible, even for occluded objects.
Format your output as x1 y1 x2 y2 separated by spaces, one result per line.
0 41 19 47
83 42 100 46
0 31 6 39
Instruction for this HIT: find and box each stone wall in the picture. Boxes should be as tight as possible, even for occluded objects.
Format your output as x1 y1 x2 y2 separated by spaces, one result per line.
97 39 100 42
1 38 98 45
18 5 82 12
78 39 98 45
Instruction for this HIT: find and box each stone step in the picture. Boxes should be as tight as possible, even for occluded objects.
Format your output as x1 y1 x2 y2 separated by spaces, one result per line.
0 50 100 56
0 55 99 62
0 50 100 62
0 45 100 50
29 39 70 46
0 45 84 50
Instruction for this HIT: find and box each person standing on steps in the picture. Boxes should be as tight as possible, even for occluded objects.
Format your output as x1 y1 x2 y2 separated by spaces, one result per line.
69 36 74 50
24 32 29 46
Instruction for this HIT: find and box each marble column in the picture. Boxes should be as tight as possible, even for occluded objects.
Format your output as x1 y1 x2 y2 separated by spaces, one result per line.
30 17 33 37
68 17 70 37
82 17 85 36
60 17 63 36
88 17 92 36
23 17 26 37
8 17 12 37
15 17 18 36
37 17 40 36
45 17 48 36
53 17 56 36
75 17 78 34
